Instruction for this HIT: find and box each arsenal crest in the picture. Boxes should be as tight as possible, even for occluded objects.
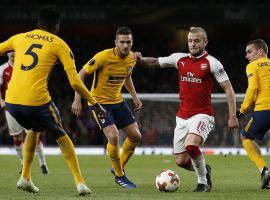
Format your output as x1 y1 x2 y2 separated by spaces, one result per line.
200 63 208 70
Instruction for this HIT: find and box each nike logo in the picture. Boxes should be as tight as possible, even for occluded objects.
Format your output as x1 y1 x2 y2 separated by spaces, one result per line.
4 72 10 76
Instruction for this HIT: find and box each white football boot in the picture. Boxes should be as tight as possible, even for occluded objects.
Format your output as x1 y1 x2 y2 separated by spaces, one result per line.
16 176 39 193
77 183 91 196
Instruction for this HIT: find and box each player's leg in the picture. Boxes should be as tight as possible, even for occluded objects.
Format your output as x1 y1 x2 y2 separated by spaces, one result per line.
121 122 141 168
175 153 194 171
174 116 194 171
185 134 209 192
13 133 24 166
103 125 137 188
240 111 270 189
42 102 90 195
103 125 124 177
89 104 125 177
36 136 49 174
5 103 40 193
185 114 214 192
5 111 24 168
116 102 141 169
21 130 40 181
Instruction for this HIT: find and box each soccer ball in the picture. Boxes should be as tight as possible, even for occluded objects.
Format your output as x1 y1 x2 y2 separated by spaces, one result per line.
155 169 180 192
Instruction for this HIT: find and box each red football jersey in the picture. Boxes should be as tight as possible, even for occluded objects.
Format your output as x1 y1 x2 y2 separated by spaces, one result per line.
0 62 13 98
158 51 229 119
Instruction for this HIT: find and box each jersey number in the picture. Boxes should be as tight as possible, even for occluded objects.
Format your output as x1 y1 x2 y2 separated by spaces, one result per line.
21 44 43 71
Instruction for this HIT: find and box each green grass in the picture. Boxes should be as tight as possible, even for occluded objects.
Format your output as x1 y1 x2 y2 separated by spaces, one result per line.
1 155 270 199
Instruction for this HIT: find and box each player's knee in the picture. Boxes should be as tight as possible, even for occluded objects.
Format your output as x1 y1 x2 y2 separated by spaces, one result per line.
13 135 23 146
107 134 119 145
185 145 202 158
49 126 66 140
240 134 247 142
131 131 142 143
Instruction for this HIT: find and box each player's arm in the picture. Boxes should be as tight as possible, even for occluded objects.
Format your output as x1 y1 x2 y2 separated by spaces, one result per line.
137 53 182 69
65 68 105 118
0 68 5 108
137 57 161 68
0 35 17 56
58 43 105 118
124 75 142 111
0 85 5 109
220 80 239 129
239 65 258 115
72 69 89 117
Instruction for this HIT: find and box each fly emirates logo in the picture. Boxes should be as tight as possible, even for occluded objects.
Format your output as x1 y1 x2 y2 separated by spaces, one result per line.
180 72 202 83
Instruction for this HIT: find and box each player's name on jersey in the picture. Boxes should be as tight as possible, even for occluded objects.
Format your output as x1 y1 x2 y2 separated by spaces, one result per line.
25 34 54 42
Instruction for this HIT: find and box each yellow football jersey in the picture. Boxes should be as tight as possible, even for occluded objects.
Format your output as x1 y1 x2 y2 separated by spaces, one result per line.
83 48 136 104
0 29 90 106
240 57 270 113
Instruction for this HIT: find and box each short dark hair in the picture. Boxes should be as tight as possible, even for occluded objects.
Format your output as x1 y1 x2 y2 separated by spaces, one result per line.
38 5 61 28
247 39 268 54
115 26 132 39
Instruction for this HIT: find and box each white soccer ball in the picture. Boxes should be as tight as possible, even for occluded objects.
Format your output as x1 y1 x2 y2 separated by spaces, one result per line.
155 169 180 192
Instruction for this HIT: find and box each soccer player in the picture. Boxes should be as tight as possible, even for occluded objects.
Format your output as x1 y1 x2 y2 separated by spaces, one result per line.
236 39 270 189
0 52 49 174
72 27 142 189
136 27 239 192
0 5 105 195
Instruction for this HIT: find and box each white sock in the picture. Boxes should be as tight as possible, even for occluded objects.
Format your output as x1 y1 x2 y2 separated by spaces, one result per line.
15 143 23 164
191 154 207 185
36 140 47 166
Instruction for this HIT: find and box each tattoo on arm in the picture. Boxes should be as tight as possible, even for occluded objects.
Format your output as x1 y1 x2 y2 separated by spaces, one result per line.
138 57 160 68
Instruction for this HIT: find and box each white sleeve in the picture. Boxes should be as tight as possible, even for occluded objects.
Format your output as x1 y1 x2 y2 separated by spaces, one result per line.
158 53 187 69
208 56 229 83
0 64 5 85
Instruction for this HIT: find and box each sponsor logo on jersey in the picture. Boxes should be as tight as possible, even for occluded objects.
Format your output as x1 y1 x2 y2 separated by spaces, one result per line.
258 62 270 67
180 71 202 83
219 69 224 73
200 63 208 70
107 76 125 84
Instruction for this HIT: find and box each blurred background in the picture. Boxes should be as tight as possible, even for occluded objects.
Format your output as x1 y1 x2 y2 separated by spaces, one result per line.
1 0 270 148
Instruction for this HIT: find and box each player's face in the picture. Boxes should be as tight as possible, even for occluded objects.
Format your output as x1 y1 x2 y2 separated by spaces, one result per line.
115 34 133 57
246 44 262 63
188 32 208 57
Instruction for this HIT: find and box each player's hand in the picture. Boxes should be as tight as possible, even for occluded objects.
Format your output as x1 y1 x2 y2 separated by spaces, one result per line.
236 110 244 119
228 116 239 129
132 52 142 61
133 98 142 112
0 99 6 109
71 99 82 117
94 103 106 119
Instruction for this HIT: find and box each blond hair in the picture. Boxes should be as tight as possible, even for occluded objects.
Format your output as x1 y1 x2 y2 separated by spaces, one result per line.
189 27 207 39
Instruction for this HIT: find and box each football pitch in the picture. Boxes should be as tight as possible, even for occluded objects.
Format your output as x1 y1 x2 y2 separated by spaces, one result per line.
1 154 270 200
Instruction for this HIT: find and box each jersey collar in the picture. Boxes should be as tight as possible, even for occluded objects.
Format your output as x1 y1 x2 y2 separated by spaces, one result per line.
189 51 208 60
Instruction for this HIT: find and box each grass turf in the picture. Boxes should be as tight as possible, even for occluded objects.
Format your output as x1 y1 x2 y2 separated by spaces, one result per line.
1 154 270 199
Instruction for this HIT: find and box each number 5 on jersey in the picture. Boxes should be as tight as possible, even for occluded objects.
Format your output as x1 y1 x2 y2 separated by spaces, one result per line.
21 44 43 71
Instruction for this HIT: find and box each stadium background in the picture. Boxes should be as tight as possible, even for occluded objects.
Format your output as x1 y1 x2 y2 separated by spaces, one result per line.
1 0 270 148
